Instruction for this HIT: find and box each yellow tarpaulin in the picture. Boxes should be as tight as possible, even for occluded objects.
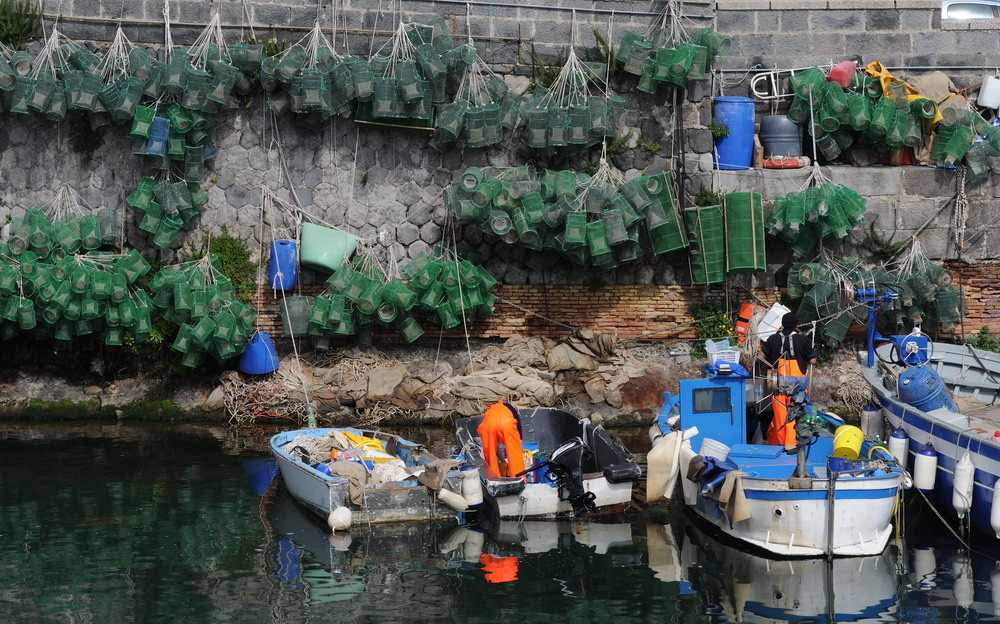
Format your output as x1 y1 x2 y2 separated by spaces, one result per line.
864 60 943 129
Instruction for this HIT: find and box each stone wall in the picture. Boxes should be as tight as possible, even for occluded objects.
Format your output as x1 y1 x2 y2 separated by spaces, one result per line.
1 0 998 346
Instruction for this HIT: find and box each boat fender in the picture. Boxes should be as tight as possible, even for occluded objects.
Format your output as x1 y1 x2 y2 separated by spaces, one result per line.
901 472 913 490
888 428 909 466
860 403 883 440
461 467 483 507
992 482 1000 538
912 546 936 589
953 554 974 609
913 443 937 491
438 488 470 512
953 451 975 519
328 532 352 552
327 506 352 532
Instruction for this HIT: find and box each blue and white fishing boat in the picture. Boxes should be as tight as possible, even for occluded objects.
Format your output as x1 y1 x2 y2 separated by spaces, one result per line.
650 363 905 557
860 328 1000 537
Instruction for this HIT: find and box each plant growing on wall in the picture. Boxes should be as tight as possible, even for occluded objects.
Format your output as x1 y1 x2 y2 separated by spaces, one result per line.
0 0 41 50
200 227 257 304
708 120 729 140
688 298 735 359
968 326 999 353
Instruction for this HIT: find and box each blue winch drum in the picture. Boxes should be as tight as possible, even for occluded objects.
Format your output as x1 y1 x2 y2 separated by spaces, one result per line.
269 239 298 290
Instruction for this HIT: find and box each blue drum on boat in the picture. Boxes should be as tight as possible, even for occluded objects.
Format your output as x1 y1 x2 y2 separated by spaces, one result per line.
240 331 280 375
898 365 957 412
269 239 298 290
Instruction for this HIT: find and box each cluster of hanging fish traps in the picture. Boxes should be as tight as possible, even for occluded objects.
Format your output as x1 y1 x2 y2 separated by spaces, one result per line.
892 245 964 332
306 247 498 343
785 67 939 162
0 205 157 346
617 27 730 93
429 44 519 150
126 169 209 248
684 191 766 285
520 42 624 151
152 255 257 367
765 183 867 257
445 165 688 270
934 108 1000 182
788 252 962 344
356 20 472 133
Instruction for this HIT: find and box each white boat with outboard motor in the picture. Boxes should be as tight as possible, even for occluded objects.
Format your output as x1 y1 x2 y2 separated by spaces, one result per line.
648 355 905 557
455 407 641 521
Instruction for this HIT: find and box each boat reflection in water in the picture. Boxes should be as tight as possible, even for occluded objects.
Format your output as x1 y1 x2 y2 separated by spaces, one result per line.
267 489 1000 622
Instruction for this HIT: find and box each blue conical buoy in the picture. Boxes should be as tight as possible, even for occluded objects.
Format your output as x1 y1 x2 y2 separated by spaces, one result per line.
240 331 279 375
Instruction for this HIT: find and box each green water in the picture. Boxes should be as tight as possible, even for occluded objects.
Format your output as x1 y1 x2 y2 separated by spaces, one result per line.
0 422 996 623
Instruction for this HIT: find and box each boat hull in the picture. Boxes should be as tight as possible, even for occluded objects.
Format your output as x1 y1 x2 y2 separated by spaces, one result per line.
485 475 634 520
270 428 461 524
455 408 640 519
862 342 1000 536
686 473 900 557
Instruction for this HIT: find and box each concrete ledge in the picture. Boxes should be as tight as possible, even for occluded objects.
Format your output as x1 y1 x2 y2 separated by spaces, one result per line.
717 0 938 8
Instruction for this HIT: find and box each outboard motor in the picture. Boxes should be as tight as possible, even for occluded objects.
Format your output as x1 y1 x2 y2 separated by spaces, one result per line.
523 437 597 517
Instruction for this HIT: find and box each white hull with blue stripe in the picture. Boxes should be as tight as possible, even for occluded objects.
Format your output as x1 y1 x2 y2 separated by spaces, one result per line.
656 370 904 558
861 342 1000 536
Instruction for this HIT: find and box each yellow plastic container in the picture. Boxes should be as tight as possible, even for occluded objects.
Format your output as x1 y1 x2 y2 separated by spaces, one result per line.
300 222 358 273
833 425 864 460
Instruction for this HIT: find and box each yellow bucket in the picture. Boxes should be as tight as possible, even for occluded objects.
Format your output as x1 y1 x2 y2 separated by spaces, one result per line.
833 425 864 460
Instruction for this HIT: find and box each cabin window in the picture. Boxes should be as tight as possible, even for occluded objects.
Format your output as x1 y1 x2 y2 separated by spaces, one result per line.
692 387 731 413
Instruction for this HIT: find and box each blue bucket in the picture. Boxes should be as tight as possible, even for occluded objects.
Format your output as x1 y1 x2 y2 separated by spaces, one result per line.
240 331 280 375
269 239 298 290
713 96 756 170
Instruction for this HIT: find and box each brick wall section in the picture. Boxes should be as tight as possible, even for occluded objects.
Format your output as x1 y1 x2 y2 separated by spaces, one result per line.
253 262 1000 341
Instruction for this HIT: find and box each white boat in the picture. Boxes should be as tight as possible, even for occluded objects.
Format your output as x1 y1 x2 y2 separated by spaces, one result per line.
455 408 640 521
653 367 904 557
270 427 464 524
860 337 1000 536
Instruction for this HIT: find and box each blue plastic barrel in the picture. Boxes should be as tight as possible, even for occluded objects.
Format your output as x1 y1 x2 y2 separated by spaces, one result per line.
240 331 280 375
898 366 957 412
713 96 756 170
269 239 298 290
